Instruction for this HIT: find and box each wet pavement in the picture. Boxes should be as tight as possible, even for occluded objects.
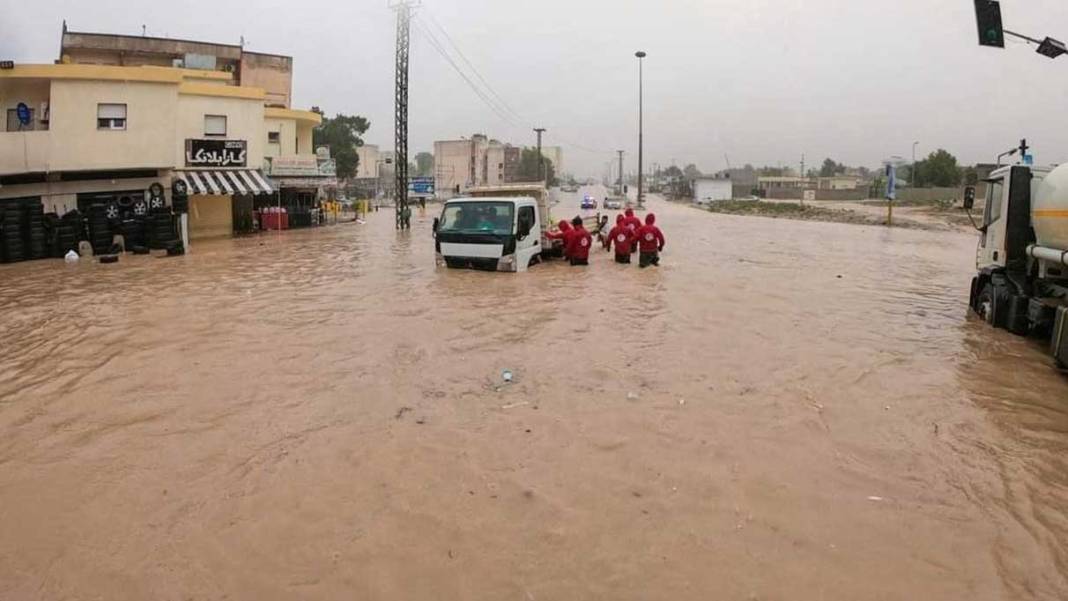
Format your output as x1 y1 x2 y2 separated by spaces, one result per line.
1 187 1067 600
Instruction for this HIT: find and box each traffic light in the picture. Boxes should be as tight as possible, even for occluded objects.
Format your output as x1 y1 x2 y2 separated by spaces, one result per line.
974 0 1005 48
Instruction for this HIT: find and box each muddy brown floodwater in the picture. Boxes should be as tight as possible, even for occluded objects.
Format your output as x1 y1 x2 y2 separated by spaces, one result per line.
1 188 1067 600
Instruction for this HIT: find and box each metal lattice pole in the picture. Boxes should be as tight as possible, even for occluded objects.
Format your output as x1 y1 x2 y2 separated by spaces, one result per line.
392 1 416 230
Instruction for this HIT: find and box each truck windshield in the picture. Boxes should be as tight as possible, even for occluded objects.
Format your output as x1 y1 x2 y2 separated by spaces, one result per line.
438 202 515 236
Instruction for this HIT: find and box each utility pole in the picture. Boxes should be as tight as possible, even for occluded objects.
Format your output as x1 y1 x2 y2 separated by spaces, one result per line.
391 0 418 230
800 154 805 181
533 128 546 184
617 150 625 196
635 50 647 208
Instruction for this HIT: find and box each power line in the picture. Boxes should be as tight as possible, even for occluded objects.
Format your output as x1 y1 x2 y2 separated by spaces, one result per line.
413 17 523 129
422 11 525 123
414 14 618 158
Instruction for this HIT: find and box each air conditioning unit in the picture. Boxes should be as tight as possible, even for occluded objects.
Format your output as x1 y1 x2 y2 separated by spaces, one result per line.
222 64 235 73
172 58 184 68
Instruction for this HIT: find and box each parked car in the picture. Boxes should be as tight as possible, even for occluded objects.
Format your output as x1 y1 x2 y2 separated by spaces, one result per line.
581 195 597 210
603 197 623 210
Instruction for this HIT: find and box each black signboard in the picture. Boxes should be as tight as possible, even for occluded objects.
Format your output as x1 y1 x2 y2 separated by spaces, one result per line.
185 139 247 167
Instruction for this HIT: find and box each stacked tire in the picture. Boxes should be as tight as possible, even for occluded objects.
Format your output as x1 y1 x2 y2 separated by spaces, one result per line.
147 212 176 249
53 212 79 257
87 204 113 255
1 202 25 263
120 218 146 250
24 200 46 260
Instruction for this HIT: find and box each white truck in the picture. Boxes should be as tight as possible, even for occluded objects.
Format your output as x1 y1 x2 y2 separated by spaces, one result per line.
966 149 1068 366
432 184 565 272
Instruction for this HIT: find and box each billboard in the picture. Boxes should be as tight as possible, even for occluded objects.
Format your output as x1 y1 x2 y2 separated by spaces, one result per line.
409 177 434 195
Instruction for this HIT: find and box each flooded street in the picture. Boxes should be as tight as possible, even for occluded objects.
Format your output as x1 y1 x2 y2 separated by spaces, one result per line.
2 187 1067 600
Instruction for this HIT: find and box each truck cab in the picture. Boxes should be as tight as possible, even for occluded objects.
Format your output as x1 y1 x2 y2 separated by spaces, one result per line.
433 196 543 272
969 159 1068 366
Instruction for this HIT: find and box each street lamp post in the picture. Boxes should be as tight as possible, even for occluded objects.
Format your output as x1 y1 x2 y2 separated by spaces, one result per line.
635 50 646 208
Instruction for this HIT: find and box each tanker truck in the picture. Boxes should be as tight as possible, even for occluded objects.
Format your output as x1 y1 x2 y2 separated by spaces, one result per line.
966 151 1068 367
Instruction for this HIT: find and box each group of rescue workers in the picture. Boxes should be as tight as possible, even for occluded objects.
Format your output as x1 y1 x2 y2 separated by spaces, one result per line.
547 207 666 268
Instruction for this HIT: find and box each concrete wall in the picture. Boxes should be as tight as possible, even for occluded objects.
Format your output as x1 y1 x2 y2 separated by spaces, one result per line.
175 93 265 169
50 79 177 172
264 116 297 158
240 52 293 108
764 188 868 201
693 179 732 202
296 121 314 156
895 187 964 203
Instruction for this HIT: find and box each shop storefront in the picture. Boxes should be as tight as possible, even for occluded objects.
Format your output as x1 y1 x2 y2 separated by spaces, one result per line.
177 139 274 240
263 155 338 229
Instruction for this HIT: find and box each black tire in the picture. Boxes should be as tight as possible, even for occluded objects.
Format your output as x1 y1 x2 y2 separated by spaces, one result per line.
99 255 119 264
976 284 994 325
172 179 188 197
131 245 149 255
132 198 149 217
149 196 166 212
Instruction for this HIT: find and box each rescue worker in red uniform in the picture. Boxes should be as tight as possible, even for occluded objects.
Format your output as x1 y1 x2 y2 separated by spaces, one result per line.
623 208 643 254
606 214 635 264
545 219 572 259
566 216 593 266
635 213 665 268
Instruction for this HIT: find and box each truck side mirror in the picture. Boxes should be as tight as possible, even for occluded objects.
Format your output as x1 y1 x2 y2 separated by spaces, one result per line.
432 217 440 232
963 186 976 210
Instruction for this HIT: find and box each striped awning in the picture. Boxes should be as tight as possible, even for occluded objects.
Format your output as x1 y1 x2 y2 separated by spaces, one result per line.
176 170 275 196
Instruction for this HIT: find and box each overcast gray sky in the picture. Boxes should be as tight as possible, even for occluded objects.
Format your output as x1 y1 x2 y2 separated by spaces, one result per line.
3 0 1068 176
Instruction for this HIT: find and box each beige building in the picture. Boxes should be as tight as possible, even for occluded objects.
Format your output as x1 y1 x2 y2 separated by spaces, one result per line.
434 134 489 196
1 62 321 242
60 25 293 108
434 134 523 197
817 175 864 190
757 176 811 191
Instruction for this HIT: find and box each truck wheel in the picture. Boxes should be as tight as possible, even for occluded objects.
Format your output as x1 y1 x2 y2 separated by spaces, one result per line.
977 284 995 324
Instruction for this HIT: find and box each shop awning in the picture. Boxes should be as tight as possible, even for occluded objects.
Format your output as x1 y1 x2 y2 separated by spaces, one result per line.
176 170 275 196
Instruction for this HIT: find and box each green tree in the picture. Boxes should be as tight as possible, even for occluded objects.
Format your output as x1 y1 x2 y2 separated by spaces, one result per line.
312 114 370 180
662 165 683 178
683 164 703 180
413 152 434 177
914 149 961 187
819 158 844 177
517 148 556 185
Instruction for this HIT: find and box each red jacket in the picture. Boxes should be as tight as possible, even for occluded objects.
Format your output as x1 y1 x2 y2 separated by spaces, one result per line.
546 221 572 257
606 224 635 255
635 214 665 252
623 210 643 234
567 225 593 260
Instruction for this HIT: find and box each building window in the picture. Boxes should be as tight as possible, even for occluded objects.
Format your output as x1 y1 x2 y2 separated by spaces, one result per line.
6 108 35 132
268 131 281 144
97 103 127 130
204 114 227 136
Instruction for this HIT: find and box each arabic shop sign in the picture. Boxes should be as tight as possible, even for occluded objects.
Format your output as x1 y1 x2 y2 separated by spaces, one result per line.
185 139 247 167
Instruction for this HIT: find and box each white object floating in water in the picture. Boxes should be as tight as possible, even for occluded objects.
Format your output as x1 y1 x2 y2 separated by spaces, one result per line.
502 370 514 383
64 250 79 263
867 496 884 502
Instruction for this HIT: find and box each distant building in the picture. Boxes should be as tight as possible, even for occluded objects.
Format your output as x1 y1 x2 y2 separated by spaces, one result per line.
486 141 520 186
758 176 811 191
817 175 863 190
